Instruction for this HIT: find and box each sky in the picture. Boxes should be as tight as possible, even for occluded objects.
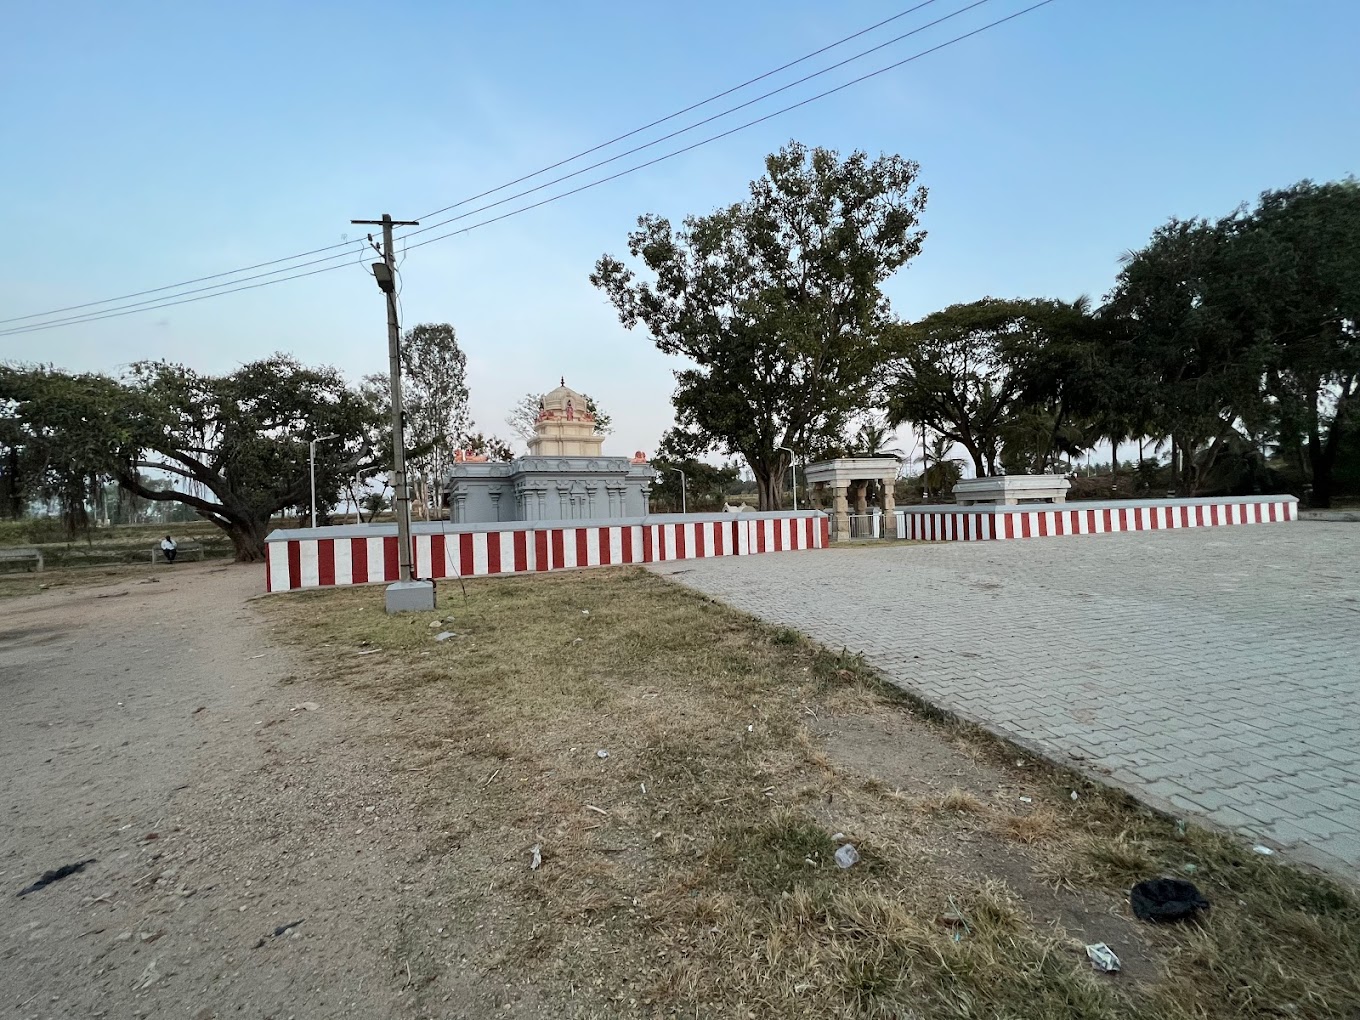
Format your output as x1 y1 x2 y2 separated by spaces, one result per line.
2 0 1357 466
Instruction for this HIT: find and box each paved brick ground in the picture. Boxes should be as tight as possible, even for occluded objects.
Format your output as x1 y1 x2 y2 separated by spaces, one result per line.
653 522 1360 880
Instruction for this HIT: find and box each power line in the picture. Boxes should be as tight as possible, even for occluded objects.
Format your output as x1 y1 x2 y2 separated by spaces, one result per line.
401 0 1054 253
2 242 377 333
0 2 948 330
413 0 948 221
0 0 1057 339
397 0 994 245
4 0 984 335
0 236 369 328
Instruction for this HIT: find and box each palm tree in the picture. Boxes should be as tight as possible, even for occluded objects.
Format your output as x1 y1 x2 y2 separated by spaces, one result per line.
852 421 905 459
923 434 964 499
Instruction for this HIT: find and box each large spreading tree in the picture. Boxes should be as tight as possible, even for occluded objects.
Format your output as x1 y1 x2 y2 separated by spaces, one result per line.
1 356 382 560
1105 179 1359 500
591 141 928 509
882 298 1102 477
1223 180 1360 506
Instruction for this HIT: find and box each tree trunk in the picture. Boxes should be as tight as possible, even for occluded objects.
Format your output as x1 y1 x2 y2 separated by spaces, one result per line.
217 515 270 563
4 445 19 519
1307 381 1354 509
753 463 788 511
1308 429 1338 508
960 442 985 478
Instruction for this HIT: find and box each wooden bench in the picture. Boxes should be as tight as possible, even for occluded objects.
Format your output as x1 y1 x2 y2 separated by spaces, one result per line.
0 547 44 572
151 540 204 564
953 474 1071 505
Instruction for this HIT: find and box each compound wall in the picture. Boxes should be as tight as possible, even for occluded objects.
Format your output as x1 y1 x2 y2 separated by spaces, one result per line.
265 512 829 593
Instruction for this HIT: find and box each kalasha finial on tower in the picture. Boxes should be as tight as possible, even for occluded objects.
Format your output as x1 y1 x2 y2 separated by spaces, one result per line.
560 376 565 386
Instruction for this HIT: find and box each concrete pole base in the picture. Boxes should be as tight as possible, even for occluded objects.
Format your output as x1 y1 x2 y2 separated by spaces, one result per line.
385 580 436 614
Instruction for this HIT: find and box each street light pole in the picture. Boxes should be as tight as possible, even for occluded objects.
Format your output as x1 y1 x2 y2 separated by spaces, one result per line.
778 446 798 511
670 467 687 514
309 434 339 528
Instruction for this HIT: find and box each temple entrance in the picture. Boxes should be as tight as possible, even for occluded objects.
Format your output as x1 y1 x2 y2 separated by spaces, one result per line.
802 458 901 542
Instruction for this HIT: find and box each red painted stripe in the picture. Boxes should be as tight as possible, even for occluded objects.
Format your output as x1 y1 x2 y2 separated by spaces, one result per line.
534 530 550 571
641 525 654 562
426 534 444 578
694 523 706 559
265 548 272 590
622 527 635 563
551 529 565 569
596 528 610 566
317 539 336 587
1004 514 1015 540
512 531 527 572
287 541 302 590
456 533 472 578
1053 512 1064 537
756 522 767 553
675 524 687 561
348 538 366 583
1268 502 1277 522
487 533 502 575
380 537 398 580
575 528 589 566
1037 513 1048 538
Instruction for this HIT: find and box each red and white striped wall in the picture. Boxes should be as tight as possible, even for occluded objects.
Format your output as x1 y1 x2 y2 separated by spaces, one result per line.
265 512 830 593
895 495 1298 542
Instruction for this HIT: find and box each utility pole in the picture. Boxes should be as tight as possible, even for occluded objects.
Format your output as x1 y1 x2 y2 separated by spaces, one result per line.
352 213 434 612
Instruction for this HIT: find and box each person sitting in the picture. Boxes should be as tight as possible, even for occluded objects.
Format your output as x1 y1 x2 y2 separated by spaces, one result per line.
160 535 177 564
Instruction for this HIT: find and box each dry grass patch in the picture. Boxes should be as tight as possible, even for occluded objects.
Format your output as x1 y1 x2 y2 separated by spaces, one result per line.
997 805 1062 844
931 786 987 814
266 568 1360 1020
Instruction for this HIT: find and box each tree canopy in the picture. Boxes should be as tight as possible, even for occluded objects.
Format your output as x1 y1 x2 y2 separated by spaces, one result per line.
1105 178 1359 500
1 356 382 559
402 323 470 518
592 141 928 509
880 176 1359 502
883 298 1103 477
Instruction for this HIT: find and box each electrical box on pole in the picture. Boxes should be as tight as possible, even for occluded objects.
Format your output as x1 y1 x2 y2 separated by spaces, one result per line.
351 213 435 614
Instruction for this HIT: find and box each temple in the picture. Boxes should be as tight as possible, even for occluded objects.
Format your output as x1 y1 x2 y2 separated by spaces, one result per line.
444 379 654 523
528 378 605 456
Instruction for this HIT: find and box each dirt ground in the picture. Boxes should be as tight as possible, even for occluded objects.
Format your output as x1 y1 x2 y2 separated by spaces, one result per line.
0 563 502 1019
4 565 1355 1019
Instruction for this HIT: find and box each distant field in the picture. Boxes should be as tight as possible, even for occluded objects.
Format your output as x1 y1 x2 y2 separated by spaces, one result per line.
0 518 233 570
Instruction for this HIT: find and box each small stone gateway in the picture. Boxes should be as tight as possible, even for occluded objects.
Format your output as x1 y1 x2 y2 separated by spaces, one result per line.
802 457 902 542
